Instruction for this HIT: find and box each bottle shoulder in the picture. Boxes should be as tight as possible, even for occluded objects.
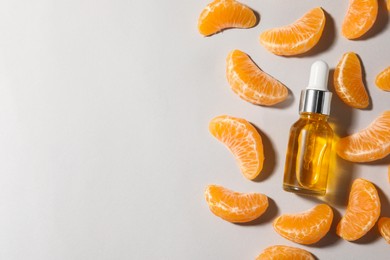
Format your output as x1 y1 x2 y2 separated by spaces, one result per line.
290 114 334 134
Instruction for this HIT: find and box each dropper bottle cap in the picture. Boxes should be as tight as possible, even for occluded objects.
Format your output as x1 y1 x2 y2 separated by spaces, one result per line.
299 60 332 115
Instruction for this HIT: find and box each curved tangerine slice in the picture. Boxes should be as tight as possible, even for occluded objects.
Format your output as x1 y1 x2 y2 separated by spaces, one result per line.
259 7 326 56
337 178 381 241
204 184 268 223
226 49 288 106
388 165 390 183
334 52 369 109
378 217 390 243
198 0 257 36
273 204 333 245
336 111 390 162
342 0 378 39
209 115 264 180
256 245 314 260
376 66 390 91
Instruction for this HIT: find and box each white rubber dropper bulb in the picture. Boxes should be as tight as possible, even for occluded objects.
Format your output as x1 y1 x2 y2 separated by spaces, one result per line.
307 60 329 91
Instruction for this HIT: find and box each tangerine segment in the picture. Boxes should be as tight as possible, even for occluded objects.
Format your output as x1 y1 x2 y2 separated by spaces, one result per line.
259 7 325 56
342 0 378 39
336 110 390 162
378 217 390 243
204 184 268 223
337 178 381 241
209 115 264 180
388 0 390 11
256 245 314 260
334 52 369 109
375 66 390 91
198 0 257 36
226 50 288 106
388 165 390 183
273 204 333 245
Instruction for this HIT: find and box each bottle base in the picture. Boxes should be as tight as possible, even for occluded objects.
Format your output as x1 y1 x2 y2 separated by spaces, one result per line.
283 184 326 196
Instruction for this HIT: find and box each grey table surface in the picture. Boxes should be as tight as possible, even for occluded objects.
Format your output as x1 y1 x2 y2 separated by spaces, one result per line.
0 0 389 259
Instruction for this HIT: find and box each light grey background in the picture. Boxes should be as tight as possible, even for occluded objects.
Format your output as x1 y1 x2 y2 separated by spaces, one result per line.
0 0 389 259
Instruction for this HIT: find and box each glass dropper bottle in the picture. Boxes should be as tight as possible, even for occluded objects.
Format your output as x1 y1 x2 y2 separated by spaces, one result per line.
283 60 334 196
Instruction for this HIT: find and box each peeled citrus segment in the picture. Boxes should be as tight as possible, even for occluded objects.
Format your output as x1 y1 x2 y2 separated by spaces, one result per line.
256 245 314 260
259 7 326 56
273 204 333 245
198 0 257 36
334 52 369 109
209 115 264 180
342 0 378 39
375 66 390 91
336 111 390 162
204 184 268 223
388 0 390 11
337 178 381 241
226 50 288 106
388 165 390 183
378 217 390 243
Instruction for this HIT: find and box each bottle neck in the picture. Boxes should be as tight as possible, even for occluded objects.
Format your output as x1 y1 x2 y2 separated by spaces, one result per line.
299 89 332 116
300 112 329 121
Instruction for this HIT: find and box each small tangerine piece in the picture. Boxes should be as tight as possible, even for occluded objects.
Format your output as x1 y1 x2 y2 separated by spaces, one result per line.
337 178 381 241
204 184 268 223
259 7 326 56
273 204 333 245
198 0 257 36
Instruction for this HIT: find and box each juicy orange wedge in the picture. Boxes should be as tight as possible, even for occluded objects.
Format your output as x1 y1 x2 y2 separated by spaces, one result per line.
256 245 314 260
259 7 326 56
204 184 268 223
198 0 257 36
388 0 390 11
334 52 369 109
226 50 288 106
375 66 390 91
209 115 264 180
336 110 390 162
337 178 381 241
273 204 333 245
378 217 390 243
342 0 378 39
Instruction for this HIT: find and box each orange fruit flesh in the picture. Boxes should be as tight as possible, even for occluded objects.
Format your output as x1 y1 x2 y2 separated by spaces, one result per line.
375 66 390 91
256 245 314 260
334 52 369 109
336 110 390 162
209 115 264 180
226 49 288 106
204 184 268 223
342 0 378 39
198 0 257 36
259 7 325 56
337 178 381 241
378 217 390 243
273 204 333 245
388 165 390 183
